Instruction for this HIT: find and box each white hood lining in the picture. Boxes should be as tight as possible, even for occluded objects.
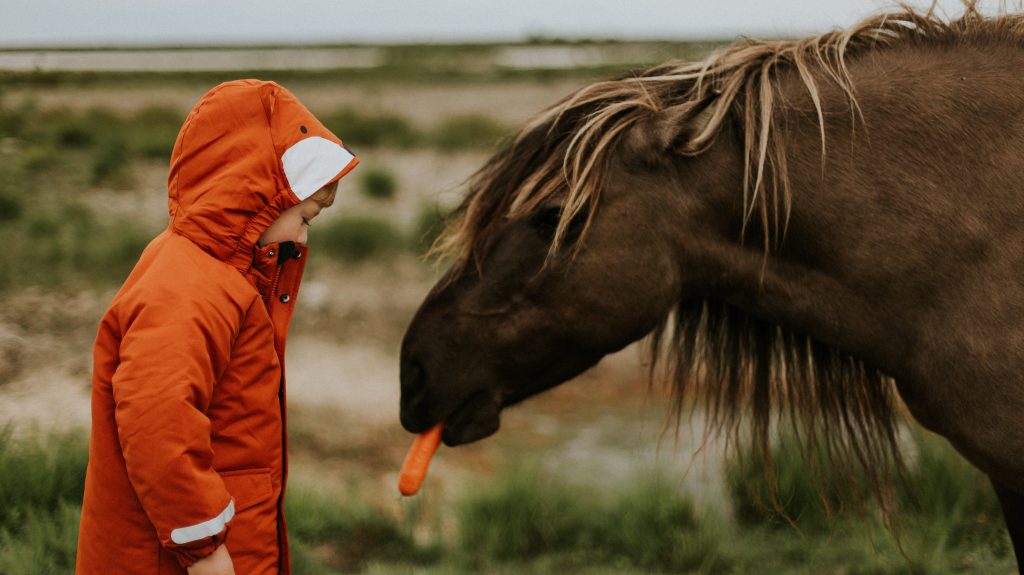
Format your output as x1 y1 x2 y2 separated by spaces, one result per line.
281 136 356 200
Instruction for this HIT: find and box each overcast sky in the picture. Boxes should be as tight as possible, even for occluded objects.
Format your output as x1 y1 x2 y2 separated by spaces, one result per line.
0 0 1005 47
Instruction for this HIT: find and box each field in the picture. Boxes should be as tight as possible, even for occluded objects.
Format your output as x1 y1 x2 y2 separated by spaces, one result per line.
0 44 1016 574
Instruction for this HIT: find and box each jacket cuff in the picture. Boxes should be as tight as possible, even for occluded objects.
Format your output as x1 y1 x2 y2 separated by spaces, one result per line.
166 498 235 568
171 527 230 569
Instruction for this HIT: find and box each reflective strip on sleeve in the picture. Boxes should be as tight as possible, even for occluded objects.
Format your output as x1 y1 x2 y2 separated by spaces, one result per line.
170 500 235 544
281 136 357 200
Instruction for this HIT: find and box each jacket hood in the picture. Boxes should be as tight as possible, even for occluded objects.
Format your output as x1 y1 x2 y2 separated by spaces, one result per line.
167 79 358 270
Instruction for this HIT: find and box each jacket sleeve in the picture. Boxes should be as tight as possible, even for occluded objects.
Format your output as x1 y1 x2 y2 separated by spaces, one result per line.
110 287 248 567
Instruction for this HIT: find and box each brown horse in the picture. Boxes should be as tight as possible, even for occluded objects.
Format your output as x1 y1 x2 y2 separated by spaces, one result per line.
399 3 1024 568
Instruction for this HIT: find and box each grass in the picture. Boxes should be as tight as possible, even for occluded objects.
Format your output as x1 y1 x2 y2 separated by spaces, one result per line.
0 198 151 291
412 201 451 255
0 430 87 575
456 467 726 573
359 166 399 200
0 428 1016 574
286 485 430 574
322 108 420 149
0 95 456 290
310 215 406 262
0 93 491 290
725 434 857 531
431 114 511 153
0 88 494 290
723 430 1015 574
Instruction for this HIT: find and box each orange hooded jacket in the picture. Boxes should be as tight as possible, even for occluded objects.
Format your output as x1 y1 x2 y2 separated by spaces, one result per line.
76 80 358 574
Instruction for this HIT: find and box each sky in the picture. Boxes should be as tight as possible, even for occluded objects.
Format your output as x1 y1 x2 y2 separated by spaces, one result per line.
0 0 1005 47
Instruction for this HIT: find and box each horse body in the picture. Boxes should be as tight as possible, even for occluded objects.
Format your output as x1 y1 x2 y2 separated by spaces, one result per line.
785 42 1024 484
682 40 1024 488
400 6 1024 569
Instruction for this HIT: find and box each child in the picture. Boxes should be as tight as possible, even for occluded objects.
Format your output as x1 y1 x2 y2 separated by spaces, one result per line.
76 80 358 575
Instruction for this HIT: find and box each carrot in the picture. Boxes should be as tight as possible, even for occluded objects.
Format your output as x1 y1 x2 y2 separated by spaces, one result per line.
398 422 444 496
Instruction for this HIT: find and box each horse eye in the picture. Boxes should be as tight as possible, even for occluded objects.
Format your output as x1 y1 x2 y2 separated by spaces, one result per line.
529 206 586 243
530 206 563 239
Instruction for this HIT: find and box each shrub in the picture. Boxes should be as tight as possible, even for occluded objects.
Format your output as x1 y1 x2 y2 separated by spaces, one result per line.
52 116 96 148
901 431 1007 551
321 108 419 149
359 166 398 200
0 98 34 139
725 435 842 531
725 430 1008 532
457 468 590 561
599 476 723 572
19 143 59 171
311 215 404 262
90 134 134 187
0 192 22 223
0 501 81 575
130 106 184 159
411 201 450 255
286 485 419 573
456 467 724 572
0 199 151 290
0 430 88 533
431 115 510 152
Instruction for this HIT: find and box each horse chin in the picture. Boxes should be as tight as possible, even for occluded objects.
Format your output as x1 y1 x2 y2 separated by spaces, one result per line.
440 390 502 446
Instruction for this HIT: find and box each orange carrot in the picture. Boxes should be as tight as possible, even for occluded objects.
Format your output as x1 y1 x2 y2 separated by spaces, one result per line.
398 422 444 496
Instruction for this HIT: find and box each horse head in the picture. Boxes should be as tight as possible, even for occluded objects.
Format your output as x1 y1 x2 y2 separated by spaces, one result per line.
398 91 723 445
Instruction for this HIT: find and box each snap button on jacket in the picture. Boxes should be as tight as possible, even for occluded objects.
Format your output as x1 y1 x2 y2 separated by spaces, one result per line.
76 80 358 575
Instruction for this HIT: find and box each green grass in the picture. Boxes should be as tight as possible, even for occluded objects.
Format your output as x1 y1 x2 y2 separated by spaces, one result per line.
0 190 22 223
723 430 1014 574
725 434 855 530
0 104 435 291
286 485 430 574
322 108 419 149
359 166 399 200
89 134 134 187
0 428 1016 574
0 199 151 291
310 215 406 262
431 114 511 153
0 430 87 575
412 201 451 255
0 430 88 531
455 466 727 573
127 105 185 160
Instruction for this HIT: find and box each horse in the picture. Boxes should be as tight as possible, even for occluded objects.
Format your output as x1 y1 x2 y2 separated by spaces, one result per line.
398 3 1024 569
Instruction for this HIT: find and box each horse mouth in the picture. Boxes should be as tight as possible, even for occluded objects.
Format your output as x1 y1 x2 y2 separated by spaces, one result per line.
439 391 502 446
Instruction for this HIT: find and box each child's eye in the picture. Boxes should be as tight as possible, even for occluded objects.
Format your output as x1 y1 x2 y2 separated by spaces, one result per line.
301 217 311 227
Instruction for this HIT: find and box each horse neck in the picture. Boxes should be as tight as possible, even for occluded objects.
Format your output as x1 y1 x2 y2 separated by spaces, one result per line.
674 41 1024 380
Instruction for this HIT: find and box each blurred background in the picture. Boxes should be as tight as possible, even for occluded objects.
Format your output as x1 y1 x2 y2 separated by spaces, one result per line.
0 1 1016 573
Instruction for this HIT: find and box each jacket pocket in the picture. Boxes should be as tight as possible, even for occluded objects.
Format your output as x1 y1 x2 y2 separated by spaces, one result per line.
219 468 273 513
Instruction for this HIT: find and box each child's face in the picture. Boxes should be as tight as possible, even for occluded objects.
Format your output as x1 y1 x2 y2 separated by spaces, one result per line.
259 180 338 246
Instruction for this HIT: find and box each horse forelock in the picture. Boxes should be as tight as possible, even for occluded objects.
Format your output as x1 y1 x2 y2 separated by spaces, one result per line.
432 0 1013 278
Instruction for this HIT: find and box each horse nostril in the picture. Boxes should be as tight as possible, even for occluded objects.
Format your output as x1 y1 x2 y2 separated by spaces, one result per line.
400 358 427 399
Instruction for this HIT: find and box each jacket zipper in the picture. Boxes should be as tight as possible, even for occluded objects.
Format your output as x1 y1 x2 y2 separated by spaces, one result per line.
266 261 283 304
